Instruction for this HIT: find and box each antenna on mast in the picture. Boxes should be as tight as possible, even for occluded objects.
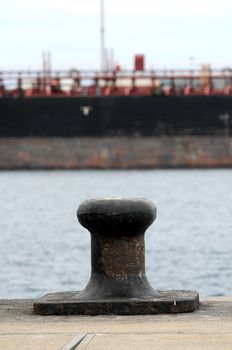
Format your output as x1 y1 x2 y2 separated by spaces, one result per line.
100 0 105 71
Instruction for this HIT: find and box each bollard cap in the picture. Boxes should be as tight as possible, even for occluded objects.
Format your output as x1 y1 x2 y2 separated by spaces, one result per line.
77 197 156 234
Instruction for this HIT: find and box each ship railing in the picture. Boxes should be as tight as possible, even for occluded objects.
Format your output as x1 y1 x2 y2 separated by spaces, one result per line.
1 69 232 97
1 68 232 76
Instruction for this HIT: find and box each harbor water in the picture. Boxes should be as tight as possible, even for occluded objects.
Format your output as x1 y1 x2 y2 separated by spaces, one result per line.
0 169 232 298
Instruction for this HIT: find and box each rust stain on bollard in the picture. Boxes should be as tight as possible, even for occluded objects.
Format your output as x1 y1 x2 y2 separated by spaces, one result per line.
101 234 144 279
34 198 199 315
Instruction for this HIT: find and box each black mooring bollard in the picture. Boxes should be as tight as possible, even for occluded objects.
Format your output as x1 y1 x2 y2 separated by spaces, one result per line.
34 198 199 315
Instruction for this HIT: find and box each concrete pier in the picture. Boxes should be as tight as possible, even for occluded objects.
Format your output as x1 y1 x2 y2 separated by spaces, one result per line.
1 297 232 349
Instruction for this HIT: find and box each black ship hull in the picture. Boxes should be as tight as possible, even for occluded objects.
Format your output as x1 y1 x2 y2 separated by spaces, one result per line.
0 95 232 169
0 95 231 137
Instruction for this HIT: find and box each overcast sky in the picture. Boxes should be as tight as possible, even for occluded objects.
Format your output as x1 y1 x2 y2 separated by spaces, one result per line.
1 0 232 70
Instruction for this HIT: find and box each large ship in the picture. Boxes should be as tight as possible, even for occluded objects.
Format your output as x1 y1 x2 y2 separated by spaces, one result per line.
0 56 232 169
0 0 232 169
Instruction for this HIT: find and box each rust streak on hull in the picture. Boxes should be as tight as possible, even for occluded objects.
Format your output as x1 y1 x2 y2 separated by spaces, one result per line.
0 136 232 169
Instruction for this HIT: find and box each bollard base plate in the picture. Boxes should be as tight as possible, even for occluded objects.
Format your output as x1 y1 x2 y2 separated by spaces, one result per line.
33 290 199 315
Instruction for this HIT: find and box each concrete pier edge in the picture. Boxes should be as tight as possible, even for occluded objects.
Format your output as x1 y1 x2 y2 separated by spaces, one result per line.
1 297 232 349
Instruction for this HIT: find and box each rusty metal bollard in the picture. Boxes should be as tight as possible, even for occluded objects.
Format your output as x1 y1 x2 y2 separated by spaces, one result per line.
34 198 199 315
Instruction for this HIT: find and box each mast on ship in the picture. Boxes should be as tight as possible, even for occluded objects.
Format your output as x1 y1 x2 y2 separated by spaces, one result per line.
100 0 105 71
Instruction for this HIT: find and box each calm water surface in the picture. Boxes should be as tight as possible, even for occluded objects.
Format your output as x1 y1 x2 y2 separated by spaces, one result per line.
0 169 232 298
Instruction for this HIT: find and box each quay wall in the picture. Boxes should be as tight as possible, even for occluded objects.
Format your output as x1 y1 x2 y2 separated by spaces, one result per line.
0 136 232 169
